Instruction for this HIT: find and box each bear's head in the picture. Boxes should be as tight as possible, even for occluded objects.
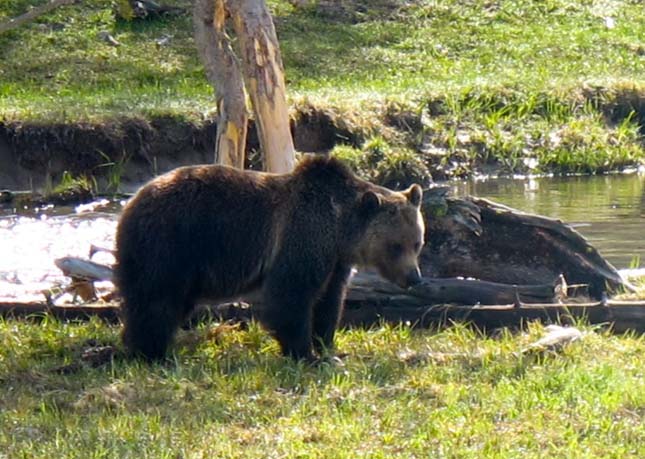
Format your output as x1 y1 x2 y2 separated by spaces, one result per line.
356 184 425 289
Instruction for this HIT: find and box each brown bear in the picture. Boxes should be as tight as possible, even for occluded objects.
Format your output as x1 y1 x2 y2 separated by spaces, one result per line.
115 155 425 361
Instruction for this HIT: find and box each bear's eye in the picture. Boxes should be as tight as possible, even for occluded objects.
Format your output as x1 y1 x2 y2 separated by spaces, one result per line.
387 243 403 258
414 242 422 252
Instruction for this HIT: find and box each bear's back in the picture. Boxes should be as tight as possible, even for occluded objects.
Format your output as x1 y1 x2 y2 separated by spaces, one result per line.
116 164 285 300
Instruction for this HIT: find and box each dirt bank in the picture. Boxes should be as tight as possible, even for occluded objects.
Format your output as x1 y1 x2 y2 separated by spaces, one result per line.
0 110 354 193
1 86 644 194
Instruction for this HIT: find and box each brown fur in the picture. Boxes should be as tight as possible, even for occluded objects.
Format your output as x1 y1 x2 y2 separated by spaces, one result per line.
115 156 424 361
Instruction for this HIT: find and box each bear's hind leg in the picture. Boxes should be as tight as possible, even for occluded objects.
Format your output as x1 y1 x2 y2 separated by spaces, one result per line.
121 297 187 361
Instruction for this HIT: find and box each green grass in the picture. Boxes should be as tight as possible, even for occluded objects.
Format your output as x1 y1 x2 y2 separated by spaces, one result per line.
1 317 644 458
2 0 643 116
0 0 209 121
0 0 644 176
617 275 645 301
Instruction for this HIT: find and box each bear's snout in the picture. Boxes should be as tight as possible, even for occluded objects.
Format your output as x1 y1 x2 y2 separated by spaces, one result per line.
404 267 423 288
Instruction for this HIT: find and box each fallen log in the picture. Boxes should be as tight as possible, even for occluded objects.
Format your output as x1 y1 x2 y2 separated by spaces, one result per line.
213 301 645 334
0 301 121 322
48 257 563 306
2 258 643 335
348 272 563 305
2 299 645 334
3 247 644 332
421 188 632 298
339 302 645 334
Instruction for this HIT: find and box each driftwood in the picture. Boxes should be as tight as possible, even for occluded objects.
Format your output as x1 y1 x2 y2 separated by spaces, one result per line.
1 257 643 333
520 325 583 353
2 299 645 334
47 257 564 306
54 257 114 282
421 188 631 298
347 272 563 305
0 301 121 322
211 301 645 334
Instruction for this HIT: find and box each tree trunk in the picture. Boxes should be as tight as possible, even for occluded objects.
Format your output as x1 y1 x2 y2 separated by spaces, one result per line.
228 0 295 173
193 0 247 167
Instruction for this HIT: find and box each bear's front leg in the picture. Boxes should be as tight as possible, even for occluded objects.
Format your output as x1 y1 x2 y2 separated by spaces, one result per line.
313 263 352 356
261 247 336 361
261 278 317 361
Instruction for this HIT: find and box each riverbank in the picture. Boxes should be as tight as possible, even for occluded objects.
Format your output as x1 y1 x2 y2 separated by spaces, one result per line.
2 83 645 191
1 0 644 191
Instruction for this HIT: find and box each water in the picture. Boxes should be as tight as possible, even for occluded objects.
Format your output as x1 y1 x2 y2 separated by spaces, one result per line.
0 174 643 299
454 172 645 268
0 200 121 300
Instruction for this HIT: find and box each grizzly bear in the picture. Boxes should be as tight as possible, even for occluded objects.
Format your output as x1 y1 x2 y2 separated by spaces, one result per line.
115 156 425 361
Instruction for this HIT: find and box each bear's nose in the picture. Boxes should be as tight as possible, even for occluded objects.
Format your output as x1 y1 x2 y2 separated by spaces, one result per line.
405 267 422 287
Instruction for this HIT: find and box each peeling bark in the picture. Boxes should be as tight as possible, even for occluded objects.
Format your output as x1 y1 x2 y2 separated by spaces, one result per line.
228 0 296 173
193 0 247 168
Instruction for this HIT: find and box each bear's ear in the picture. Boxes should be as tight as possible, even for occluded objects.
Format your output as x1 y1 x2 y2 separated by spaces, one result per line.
405 184 423 207
360 191 381 216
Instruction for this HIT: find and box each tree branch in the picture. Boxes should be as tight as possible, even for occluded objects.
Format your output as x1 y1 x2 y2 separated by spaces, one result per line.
0 0 76 35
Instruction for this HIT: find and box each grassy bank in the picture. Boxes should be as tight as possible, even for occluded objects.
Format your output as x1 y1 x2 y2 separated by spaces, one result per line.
1 0 644 178
1 317 644 458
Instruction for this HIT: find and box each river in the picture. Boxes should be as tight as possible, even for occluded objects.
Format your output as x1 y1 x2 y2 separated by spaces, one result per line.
456 172 645 268
0 173 643 300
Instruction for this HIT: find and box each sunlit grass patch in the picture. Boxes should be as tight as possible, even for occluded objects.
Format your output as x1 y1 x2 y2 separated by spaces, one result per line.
1 316 644 458
1 0 644 120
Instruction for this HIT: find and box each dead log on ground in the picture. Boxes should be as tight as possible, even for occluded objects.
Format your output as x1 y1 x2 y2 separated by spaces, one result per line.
0 301 121 322
347 272 562 305
1 262 642 333
208 301 645 334
421 188 631 298
3 299 645 334
44 257 565 306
